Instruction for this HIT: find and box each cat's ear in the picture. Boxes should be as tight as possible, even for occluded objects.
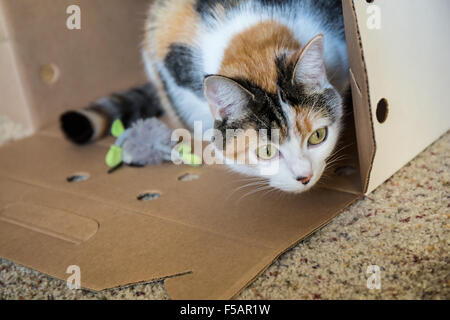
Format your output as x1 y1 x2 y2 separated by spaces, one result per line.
204 75 254 121
292 34 328 89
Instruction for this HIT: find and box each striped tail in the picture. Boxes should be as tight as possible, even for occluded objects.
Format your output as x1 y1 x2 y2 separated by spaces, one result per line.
60 83 163 144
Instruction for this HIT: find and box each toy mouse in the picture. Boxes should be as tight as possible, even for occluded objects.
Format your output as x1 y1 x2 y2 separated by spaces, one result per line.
105 118 201 173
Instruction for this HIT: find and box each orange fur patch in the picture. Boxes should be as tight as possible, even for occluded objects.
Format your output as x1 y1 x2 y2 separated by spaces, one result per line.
220 21 301 93
295 108 320 141
146 0 199 60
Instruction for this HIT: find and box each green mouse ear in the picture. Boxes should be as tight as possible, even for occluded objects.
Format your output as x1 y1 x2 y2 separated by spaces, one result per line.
106 145 123 167
111 119 125 137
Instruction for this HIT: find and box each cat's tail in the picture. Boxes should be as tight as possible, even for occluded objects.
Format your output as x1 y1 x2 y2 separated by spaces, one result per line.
60 83 163 144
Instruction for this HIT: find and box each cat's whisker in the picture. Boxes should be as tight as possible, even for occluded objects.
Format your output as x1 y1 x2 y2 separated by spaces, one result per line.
327 68 340 83
235 177 266 183
327 142 354 160
327 156 351 164
325 148 354 166
227 178 269 201
326 155 351 166
236 181 268 191
250 112 270 129
238 175 269 181
238 185 273 202
326 158 350 169
324 162 350 173
327 152 350 161
232 182 266 194
261 186 279 199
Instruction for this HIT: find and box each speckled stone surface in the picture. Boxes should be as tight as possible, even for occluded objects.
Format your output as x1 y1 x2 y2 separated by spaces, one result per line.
0 115 449 300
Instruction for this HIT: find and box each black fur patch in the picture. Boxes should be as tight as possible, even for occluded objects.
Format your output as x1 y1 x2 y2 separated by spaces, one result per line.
308 0 345 39
158 68 194 130
196 0 344 39
195 0 240 18
60 111 94 144
213 76 289 145
275 54 301 106
275 54 339 121
108 84 163 128
164 43 204 97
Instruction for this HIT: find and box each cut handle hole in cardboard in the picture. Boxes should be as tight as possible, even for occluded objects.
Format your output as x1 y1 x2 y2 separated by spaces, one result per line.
137 192 161 201
67 173 90 183
178 173 200 182
376 98 389 124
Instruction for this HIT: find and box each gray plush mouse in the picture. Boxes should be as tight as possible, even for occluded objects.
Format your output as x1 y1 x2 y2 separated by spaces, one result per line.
106 118 201 173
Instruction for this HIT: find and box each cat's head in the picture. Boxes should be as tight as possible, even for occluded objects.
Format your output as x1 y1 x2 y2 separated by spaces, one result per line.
203 35 343 193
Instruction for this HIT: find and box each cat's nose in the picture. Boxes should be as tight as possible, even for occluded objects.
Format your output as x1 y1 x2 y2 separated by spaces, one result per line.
296 174 313 185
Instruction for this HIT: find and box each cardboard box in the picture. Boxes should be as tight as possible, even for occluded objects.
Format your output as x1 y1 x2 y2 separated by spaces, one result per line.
0 0 448 299
0 0 149 132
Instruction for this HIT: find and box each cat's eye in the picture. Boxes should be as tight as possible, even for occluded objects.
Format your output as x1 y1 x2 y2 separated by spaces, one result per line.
308 127 328 146
256 144 279 160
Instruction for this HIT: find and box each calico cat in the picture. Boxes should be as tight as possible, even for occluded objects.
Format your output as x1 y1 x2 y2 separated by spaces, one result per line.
61 0 349 193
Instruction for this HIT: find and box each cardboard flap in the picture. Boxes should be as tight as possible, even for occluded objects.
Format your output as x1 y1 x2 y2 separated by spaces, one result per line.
347 0 450 193
0 202 99 244
0 129 359 298
342 0 376 194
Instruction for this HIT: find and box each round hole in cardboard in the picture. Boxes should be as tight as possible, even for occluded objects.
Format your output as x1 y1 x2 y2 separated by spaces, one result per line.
178 173 200 182
40 63 60 84
67 173 89 183
334 166 357 177
376 98 389 124
137 192 161 201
